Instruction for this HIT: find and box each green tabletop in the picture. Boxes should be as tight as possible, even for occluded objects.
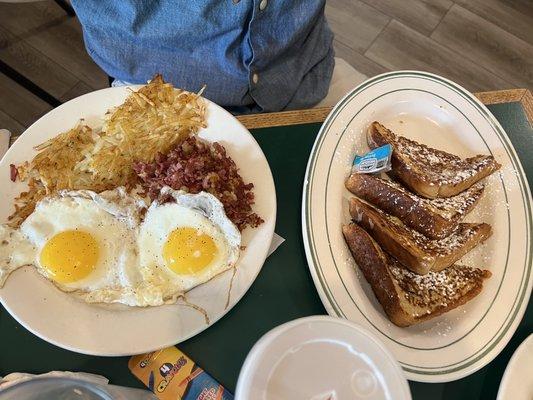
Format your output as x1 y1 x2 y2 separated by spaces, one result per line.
1 102 532 399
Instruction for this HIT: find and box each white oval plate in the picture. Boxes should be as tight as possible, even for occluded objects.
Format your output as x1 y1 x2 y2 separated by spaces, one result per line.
497 334 533 400
0 86 276 356
302 71 532 382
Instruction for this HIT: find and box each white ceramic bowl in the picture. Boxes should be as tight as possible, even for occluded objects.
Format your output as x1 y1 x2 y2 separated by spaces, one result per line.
235 316 411 400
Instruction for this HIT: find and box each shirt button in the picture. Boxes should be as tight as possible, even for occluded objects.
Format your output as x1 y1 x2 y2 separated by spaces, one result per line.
259 0 267 11
232 0 240 4
252 73 259 84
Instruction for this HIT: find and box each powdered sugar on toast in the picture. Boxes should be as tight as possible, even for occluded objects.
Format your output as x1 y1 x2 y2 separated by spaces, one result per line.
389 256 488 311
394 135 496 186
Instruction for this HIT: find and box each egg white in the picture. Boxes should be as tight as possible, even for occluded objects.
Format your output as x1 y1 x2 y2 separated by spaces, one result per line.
0 225 36 286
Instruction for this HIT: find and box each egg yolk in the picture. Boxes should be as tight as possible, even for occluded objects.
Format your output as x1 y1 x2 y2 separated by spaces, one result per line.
39 230 99 283
163 227 218 275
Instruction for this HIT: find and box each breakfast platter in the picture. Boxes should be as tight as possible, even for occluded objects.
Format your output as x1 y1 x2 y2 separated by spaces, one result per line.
0 80 276 356
302 71 533 382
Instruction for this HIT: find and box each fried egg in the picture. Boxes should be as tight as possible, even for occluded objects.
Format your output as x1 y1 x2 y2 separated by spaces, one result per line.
138 187 241 301
0 187 242 307
0 188 148 305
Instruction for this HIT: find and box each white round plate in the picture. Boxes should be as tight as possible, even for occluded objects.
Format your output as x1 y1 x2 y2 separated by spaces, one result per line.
0 86 276 356
235 315 411 400
302 71 533 382
497 334 533 400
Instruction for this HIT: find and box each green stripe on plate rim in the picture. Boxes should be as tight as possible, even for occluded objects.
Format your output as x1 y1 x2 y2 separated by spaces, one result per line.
303 71 532 376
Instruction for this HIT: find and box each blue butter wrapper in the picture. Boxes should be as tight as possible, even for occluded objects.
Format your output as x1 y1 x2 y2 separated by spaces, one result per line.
352 144 392 174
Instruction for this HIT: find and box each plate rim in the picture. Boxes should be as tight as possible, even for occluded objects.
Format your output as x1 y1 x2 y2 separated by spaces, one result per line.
0 86 277 356
301 70 533 382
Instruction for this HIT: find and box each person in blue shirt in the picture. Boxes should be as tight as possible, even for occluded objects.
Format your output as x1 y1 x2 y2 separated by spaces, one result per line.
71 1 365 113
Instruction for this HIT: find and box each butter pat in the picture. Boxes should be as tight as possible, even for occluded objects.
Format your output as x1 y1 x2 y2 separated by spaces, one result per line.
129 346 233 400
353 144 392 174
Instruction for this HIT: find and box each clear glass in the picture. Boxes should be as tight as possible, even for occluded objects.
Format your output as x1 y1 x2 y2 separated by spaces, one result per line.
0 377 156 400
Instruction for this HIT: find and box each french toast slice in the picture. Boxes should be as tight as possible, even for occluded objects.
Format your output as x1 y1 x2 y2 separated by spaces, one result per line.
367 121 501 198
345 173 485 239
349 197 492 275
342 223 491 327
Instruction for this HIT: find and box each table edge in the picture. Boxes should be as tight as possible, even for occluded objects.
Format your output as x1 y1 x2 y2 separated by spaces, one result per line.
236 88 533 130
8 90 532 146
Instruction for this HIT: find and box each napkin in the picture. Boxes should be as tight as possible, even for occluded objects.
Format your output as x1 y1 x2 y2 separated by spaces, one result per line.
268 232 285 256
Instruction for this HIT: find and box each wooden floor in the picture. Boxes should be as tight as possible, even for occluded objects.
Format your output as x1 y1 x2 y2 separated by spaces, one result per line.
0 0 532 136
327 0 533 91
0 1 108 136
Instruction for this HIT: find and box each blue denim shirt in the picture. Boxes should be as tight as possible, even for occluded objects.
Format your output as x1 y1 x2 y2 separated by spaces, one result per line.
71 0 334 112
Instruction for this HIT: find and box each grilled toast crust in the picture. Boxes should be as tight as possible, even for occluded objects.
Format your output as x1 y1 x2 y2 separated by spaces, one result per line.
342 224 412 326
349 197 492 274
345 173 485 239
342 223 491 327
367 121 501 198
